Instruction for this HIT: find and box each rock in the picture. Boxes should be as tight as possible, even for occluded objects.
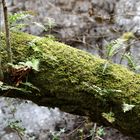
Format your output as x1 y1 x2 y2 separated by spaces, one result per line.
5 0 140 65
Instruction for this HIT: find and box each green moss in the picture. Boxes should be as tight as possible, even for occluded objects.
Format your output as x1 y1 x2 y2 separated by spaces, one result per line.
1 32 139 101
1 31 139 98
2 31 140 138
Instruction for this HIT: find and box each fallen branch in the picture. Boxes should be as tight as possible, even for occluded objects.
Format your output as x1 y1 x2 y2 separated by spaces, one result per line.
0 32 140 139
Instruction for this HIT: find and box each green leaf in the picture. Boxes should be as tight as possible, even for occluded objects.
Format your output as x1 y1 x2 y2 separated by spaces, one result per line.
19 59 40 71
135 65 140 72
33 22 48 31
124 53 136 70
28 37 42 52
122 103 135 113
121 32 135 41
0 83 32 93
21 82 40 92
46 17 56 29
102 62 108 74
106 39 124 58
9 12 33 31
0 81 3 86
19 61 32 68
8 63 24 69
31 59 40 71
10 24 27 31
102 112 115 123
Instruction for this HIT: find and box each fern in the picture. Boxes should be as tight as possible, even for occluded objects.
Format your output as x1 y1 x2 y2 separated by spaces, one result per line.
0 81 31 93
21 82 40 92
33 22 48 31
8 12 32 31
106 38 124 59
124 53 136 70
33 17 56 31
105 32 135 60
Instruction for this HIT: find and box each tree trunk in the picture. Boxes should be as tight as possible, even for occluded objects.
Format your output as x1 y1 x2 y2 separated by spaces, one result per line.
1 32 140 139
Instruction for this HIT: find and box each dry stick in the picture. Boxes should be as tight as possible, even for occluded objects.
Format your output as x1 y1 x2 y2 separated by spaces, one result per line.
0 1 4 81
0 57 4 81
2 0 12 63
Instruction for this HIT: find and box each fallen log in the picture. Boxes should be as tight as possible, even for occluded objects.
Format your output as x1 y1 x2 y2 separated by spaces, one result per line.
1 32 140 139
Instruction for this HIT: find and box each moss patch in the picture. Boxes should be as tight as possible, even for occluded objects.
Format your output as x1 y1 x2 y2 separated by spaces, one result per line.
1 32 140 138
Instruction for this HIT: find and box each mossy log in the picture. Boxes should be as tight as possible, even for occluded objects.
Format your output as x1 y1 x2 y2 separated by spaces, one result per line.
1 32 140 139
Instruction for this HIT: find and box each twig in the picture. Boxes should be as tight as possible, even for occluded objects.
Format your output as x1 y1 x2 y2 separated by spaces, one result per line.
66 120 86 137
0 1 4 81
2 0 12 63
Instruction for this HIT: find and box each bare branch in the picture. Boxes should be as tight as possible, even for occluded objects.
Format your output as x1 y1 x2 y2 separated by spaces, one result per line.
2 0 12 63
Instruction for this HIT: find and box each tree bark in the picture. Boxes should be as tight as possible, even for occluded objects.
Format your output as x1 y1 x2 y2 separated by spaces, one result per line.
1 32 140 139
